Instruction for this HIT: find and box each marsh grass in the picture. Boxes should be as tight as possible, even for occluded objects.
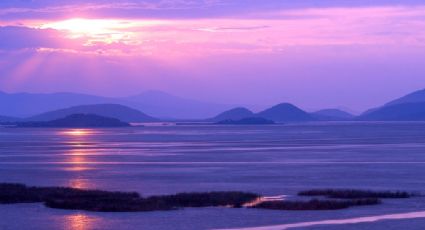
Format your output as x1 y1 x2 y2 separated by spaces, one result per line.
253 198 381 211
298 189 413 199
0 183 259 212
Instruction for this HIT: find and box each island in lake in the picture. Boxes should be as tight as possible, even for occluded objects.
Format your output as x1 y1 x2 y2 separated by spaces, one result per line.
17 114 131 128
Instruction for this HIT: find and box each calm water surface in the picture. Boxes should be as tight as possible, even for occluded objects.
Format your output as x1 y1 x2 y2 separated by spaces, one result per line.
1 122 425 229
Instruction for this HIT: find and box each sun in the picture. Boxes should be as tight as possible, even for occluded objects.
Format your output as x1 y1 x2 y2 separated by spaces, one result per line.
40 18 134 44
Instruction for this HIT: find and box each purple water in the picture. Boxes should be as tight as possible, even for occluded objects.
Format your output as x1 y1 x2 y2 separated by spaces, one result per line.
1 122 425 229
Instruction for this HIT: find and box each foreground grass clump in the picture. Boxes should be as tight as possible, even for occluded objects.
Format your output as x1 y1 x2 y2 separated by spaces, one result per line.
298 189 412 199
0 183 139 203
0 183 259 212
253 198 381 211
148 192 259 208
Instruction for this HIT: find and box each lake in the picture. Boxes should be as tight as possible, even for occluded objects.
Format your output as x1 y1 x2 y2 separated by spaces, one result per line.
1 122 425 229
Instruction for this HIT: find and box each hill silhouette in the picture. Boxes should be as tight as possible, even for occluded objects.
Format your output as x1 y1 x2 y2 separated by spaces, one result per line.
0 91 119 117
27 104 157 122
359 102 425 121
18 114 130 128
385 88 425 106
210 107 254 121
0 115 20 122
256 103 315 122
0 91 231 119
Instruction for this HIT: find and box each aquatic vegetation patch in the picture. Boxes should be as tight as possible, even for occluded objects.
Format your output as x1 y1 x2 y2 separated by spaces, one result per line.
298 189 413 199
253 198 381 211
0 183 259 212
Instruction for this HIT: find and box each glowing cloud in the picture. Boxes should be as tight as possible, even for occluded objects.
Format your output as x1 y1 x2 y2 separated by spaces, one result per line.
2 5 418 57
39 18 164 46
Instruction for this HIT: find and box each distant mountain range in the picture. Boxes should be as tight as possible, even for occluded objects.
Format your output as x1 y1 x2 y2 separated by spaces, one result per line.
0 115 20 122
359 102 425 121
384 88 425 107
209 87 425 122
359 88 425 121
211 103 316 123
0 90 232 119
27 104 157 123
2 88 425 123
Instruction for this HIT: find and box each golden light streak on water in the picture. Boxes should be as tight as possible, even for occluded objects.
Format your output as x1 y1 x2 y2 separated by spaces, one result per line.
64 213 96 230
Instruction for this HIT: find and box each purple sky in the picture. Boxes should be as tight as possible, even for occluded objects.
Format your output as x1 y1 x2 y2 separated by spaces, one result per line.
1 0 425 112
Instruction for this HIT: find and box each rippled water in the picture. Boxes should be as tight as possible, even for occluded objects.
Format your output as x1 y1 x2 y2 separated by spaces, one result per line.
1 122 425 229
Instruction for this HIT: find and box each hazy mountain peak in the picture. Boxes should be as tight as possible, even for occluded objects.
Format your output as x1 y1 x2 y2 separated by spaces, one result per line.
257 103 314 122
385 88 425 106
0 90 232 119
359 102 425 121
0 115 20 122
27 104 157 122
313 109 354 119
271 103 298 108
211 107 254 121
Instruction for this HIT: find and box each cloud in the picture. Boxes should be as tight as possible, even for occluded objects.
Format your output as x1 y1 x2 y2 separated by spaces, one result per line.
195 25 270 32
1 5 425 57
0 26 67 50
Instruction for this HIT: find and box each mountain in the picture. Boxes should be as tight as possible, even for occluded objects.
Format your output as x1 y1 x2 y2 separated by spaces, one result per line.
123 90 232 119
27 104 157 122
0 115 20 122
385 88 425 106
312 109 354 121
0 91 122 117
0 90 231 119
358 102 425 121
361 88 425 116
210 107 254 121
256 103 315 122
18 114 130 128
216 117 275 125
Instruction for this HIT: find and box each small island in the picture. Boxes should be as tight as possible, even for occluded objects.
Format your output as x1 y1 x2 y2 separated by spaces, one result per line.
216 117 275 125
17 114 131 128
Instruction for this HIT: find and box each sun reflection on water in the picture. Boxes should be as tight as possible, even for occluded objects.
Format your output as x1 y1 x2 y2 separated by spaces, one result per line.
64 150 94 189
62 129 94 137
61 129 97 189
63 148 93 173
64 213 96 230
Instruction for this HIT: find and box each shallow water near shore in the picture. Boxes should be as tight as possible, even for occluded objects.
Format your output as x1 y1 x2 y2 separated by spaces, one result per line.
1 122 425 229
